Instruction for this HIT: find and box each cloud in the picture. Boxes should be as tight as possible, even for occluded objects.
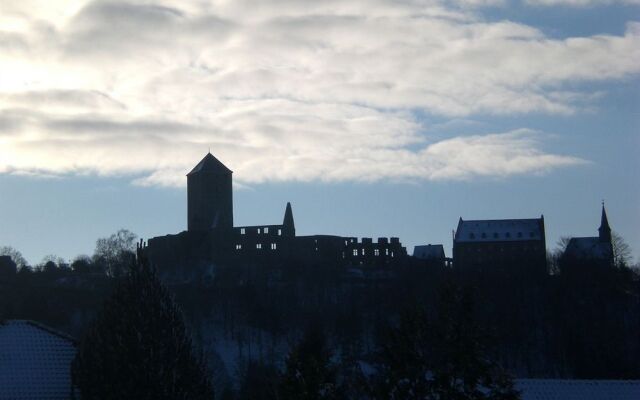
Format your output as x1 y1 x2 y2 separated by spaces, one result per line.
0 0 634 185
0 102 584 186
525 0 640 6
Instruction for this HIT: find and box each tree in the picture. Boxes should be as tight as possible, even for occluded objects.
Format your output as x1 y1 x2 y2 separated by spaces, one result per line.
612 231 632 268
93 229 137 277
279 326 340 400
0 246 28 270
555 236 571 254
72 242 214 399
370 286 520 400
237 359 279 400
37 254 66 272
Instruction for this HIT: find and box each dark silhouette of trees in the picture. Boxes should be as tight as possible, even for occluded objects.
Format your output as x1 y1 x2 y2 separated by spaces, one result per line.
279 326 340 400
37 254 66 272
72 243 214 400
369 286 520 400
0 255 17 278
612 231 632 268
93 229 137 277
0 246 28 269
236 359 279 400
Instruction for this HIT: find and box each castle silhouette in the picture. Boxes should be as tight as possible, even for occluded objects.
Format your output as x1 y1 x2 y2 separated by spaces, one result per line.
147 153 409 279
146 153 614 280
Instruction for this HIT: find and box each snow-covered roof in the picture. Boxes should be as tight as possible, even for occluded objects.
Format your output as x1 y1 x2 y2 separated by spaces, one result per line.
0 320 77 400
565 237 613 260
454 218 543 243
515 379 640 400
413 244 445 259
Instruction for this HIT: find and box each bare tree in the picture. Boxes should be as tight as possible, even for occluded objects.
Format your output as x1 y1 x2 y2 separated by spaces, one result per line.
0 246 28 269
93 229 138 277
612 231 632 268
555 236 571 254
36 254 66 272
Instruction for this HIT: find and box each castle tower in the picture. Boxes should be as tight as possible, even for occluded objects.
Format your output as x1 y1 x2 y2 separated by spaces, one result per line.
598 203 612 243
187 153 233 231
282 202 295 237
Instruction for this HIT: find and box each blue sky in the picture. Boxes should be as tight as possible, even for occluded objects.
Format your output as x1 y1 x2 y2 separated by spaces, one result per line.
0 0 638 265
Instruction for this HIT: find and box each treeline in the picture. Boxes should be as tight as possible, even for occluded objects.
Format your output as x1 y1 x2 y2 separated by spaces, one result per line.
1 231 639 398
170 256 639 397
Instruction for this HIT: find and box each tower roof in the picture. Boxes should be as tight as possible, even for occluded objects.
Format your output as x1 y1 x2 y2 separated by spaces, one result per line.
187 153 232 176
454 217 544 243
283 202 295 230
599 203 611 232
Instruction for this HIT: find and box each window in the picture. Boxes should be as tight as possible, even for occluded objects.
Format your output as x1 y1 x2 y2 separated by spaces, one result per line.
505 232 511 238
256 243 262 249
385 248 389 256
235 244 242 250
352 249 358 256
517 232 522 238
264 227 269 234
278 229 282 236
270 243 277 250
240 228 246 235
391 251 394 258
257 228 261 234
469 233 475 239
493 232 498 239
374 249 380 257
345 240 348 246
362 248 365 256
481 232 486 239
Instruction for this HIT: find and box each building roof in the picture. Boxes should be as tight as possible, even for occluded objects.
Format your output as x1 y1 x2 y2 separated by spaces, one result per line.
0 320 77 400
187 152 232 176
413 244 445 259
515 379 640 400
599 204 611 232
283 202 295 230
454 217 544 243
565 237 613 260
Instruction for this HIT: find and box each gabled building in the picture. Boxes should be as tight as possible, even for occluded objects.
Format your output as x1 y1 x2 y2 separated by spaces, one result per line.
453 216 547 275
563 204 614 268
0 320 77 400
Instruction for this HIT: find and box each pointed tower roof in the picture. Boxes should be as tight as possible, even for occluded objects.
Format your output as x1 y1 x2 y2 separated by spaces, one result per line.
283 202 295 230
599 203 611 232
187 152 232 176
598 202 612 243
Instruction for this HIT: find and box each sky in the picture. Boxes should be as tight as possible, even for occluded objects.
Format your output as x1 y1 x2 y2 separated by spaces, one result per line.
0 0 639 265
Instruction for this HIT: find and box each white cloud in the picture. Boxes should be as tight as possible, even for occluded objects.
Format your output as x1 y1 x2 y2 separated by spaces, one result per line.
0 0 634 185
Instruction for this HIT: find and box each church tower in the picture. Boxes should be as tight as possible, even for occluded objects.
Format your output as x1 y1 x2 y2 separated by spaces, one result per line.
187 153 233 231
598 203 612 243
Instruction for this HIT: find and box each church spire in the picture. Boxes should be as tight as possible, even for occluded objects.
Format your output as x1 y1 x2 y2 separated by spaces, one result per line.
598 202 612 243
282 202 295 237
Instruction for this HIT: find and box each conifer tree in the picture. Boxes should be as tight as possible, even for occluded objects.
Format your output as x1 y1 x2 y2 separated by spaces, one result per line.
370 285 519 400
279 327 340 400
72 241 214 400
